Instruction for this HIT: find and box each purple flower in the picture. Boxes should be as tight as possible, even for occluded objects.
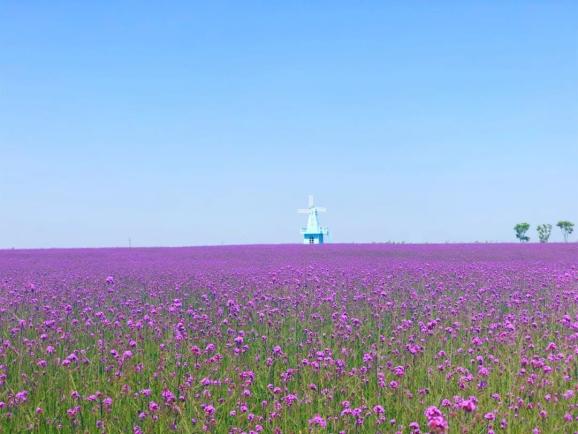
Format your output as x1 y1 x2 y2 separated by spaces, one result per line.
203 404 215 416
15 390 28 404
308 415 327 428
427 416 448 433
484 412 496 421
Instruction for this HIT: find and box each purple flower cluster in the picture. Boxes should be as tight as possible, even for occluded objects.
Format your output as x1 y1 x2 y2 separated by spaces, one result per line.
0 243 577 433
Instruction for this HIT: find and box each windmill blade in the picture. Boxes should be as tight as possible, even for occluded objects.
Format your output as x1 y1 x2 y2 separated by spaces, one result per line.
308 195 314 207
316 207 327 212
297 209 310 213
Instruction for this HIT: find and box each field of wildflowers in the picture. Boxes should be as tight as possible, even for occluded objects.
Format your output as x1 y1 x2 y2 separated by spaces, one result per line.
0 244 577 433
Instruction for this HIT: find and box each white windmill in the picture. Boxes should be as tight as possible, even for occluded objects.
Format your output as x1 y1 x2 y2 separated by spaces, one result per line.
297 195 329 244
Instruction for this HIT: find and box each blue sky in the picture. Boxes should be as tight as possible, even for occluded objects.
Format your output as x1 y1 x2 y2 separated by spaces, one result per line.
1 1 577 248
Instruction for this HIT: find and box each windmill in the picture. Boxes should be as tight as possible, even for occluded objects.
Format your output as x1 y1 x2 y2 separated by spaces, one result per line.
298 195 329 244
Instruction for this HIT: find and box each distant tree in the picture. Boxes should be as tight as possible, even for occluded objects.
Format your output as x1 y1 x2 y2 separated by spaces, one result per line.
514 223 530 242
557 221 575 242
536 224 552 243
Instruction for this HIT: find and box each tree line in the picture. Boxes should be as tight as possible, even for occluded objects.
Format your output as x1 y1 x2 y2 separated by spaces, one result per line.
514 221 574 243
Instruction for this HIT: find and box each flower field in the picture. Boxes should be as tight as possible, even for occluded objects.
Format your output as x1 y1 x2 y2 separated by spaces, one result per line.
1 244 577 433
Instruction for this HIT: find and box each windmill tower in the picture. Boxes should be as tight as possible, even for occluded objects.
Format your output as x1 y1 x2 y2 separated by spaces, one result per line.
298 195 329 244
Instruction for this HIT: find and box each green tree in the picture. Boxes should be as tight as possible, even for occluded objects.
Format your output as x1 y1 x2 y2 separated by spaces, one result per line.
536 224 552 243
514 223 530 242
557 221 575 242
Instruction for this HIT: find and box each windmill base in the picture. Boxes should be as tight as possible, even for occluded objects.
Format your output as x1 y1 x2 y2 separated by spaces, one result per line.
303 234 324 244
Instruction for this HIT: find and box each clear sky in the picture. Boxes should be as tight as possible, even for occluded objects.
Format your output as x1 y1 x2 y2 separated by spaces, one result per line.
1 1 577 248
